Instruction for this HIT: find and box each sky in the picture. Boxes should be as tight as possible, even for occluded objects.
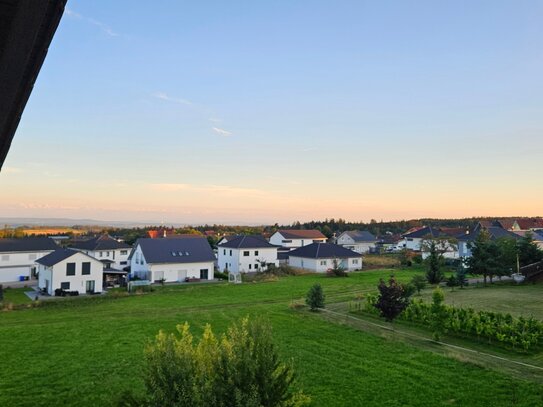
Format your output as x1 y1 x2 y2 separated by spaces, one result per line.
1 0 543 225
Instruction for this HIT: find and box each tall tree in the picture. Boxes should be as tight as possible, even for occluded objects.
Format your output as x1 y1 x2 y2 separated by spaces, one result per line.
517 233 543 267
424 240 444 284
465 231 502 284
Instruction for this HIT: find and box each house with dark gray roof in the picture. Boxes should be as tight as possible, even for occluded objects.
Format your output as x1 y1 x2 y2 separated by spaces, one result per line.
71 234 131 270
36 248 104 295
288 243 362 273
130 237 215 283
0 237 58 283
269 229 327 249
218 235 278 273
457 226 521 258
335 230 377 254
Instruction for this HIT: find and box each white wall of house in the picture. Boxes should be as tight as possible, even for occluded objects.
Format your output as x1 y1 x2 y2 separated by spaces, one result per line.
129 244 214 282
218 247 278 273
37 253 103 295
269 232 326 248
0 250 55 283
404 237 423 251
336 234 375 254
147 262 214 282
288 256 362 273
75 248 130 269
457 241 472 258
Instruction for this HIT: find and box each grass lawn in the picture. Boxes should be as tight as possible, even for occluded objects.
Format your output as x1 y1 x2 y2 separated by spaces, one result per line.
1 269 543 406
1 287 33 305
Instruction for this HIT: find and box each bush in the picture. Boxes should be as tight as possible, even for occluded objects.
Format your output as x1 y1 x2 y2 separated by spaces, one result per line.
374 276 413 322
214 271 228 280
125 317 310 406
305 284 325 311
410 275 427 294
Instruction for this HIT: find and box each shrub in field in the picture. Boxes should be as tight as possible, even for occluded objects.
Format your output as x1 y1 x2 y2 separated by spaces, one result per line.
410 275 426 294
306 284 325 311
430 288 447 340
374 276 412 322
327 258 348 277
125 317 309 407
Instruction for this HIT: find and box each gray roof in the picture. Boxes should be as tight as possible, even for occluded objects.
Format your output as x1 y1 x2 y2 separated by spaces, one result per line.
289 243 361 259
457 226 521 242
0 237 58 253
136 237 215 264
36 248 79 266
71 234 131 251
341 230 377 242
402 226 443 239
276 230 326 240
220 235 275 249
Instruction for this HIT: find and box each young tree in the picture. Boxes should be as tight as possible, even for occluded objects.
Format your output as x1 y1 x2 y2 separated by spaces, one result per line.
410 274 426 295
424 241 444 284
305 284 325 311
430 287 447 341
134 318 309 407
374 276 413 322
517 233 543 267
455 267 468 288
328 258 348 277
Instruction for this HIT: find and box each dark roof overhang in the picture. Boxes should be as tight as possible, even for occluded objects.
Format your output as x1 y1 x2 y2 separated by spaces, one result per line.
0 0 66 170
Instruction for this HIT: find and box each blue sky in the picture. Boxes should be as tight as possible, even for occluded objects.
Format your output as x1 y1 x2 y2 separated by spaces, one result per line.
1 0 542 224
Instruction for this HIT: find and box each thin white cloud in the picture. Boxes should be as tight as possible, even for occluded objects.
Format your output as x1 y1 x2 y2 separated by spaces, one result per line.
212 127 232 136
152 92 192 106
2 167 22 174
65 8 118 37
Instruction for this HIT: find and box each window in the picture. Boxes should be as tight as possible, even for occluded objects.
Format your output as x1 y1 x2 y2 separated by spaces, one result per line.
99 251 103 257
1 254 9 261
320 260 327 266
223 249 226 255
407 238 413 242
282 239 292 243
243 251 250 256
82 262 91 275
120 250 128 255
60 282 70 290
200 269 209 279
353 259 359 264
120 261 127 265
255 264 259 270
171 251 177 256
229 250 232 256
249 264 252 269
66 263 76 276
106 251 110 257
254 250 259 256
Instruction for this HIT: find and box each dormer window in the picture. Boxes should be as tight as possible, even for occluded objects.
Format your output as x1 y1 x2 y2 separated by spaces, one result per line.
178 251 183 256
171 251 177 256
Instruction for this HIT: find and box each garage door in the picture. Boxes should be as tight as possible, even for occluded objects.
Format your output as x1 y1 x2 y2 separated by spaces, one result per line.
0 266 31 283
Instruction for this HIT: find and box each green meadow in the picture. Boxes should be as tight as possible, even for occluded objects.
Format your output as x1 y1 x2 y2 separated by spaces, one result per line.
1 270 543 406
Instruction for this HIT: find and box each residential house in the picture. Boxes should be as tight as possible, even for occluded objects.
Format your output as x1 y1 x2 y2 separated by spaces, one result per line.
457 226 520 258
36 248 104 295
70 234 131 270
0 237 58 283
130 237 215 283
288 243 362 273
269 230 327 249
401 226 443 251
218 235 278 273
335 230 377 254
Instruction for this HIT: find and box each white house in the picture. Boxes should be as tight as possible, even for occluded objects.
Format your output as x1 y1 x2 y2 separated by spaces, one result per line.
217 235 278 273
269 230 327 249
130 237 215 283
401 226 444 251
457 226 520 259
0 237 58 283
71 234 131 270
336 230 377 254
36 249 104 295
288 243 362 273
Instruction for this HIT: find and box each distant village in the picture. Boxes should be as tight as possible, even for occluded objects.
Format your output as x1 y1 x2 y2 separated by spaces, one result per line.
0 217 542 297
